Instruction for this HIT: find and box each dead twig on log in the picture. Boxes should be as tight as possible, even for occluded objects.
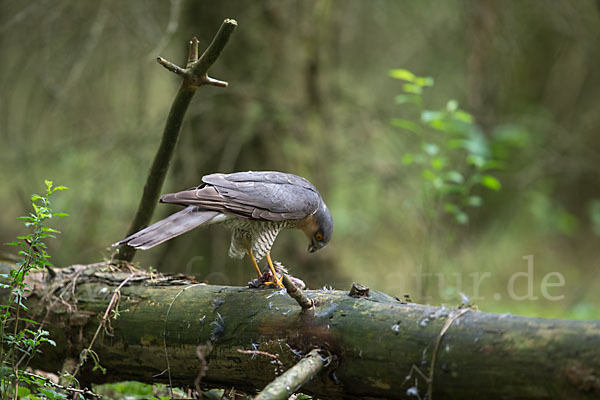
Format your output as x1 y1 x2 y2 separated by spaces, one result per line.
254 349 326 400
282 274 313 310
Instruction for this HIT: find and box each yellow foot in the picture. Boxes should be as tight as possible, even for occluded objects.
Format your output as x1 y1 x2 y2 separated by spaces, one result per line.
266 253 284 288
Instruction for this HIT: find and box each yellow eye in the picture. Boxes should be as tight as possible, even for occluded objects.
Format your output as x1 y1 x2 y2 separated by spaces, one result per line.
315 233 324 241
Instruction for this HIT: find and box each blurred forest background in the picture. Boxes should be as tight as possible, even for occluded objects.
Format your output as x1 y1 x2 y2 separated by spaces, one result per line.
1 0 599 320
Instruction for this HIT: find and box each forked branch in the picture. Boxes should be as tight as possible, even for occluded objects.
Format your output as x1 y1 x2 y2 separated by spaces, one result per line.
114 19 237 262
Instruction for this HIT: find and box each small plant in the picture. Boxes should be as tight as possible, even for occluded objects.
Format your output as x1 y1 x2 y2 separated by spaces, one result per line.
389 69 528 301
1 180 68 399
389 68 514 224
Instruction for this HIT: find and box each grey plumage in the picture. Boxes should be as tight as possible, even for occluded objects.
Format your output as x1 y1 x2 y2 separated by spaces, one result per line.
115 171 333 265
161 171 321 221
118 207 219 250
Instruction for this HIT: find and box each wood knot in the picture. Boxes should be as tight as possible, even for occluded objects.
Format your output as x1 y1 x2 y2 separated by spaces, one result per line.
348 282 369 298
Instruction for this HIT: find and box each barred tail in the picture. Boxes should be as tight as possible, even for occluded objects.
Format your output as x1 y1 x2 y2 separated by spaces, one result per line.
114 207 219 250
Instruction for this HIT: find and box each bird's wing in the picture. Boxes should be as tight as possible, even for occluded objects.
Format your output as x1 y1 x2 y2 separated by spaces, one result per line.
160 171 321 221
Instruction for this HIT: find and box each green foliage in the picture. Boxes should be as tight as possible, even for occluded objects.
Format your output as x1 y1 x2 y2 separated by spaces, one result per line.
389 68 521 225
94 381 155 399
588 199 600 236
1 180 68 399
94 381 192 399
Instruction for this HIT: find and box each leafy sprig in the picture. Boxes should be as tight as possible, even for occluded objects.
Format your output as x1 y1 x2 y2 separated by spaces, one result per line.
1 180 68 399
389 68 523 224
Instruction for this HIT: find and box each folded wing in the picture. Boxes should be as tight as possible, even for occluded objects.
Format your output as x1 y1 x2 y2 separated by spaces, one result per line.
160 171 321 221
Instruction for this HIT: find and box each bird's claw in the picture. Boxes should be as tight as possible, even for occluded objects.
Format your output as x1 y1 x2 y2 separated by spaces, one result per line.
247 261 306 289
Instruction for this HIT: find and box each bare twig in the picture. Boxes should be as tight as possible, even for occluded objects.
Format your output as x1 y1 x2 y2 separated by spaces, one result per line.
237 349 279 359
282 274 313 310
114 19 237 262
195 342 213 393
156 56 187 77
22 371 102 399
163 283 202 397
427 308 471 400
189 19 237 82
71 273 135 380
254 349 326 400
187 37 199 65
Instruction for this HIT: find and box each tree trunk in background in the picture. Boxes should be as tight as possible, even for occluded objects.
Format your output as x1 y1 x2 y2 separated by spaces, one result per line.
466 0 497 130
6 263 600 400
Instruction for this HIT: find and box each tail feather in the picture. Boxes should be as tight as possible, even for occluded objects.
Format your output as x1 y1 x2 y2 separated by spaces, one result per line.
115 207 219 250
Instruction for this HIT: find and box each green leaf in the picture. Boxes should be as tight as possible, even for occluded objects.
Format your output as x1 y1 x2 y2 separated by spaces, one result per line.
394 94 421 105
481 175 501 191
414 76 434 87
39 388 68 399
455 211 469 224
421 110 444 123
466 196 483 207
52 212 69 218
52 185 68 191
444 203 459 213
402 153 414 165
454 110 473 124
390 118 422 134
17 386 31 397
402 83 422 94
445 170 464 184
446 99 458 112
388 68 416 82
19 318 40 325
430 119 449 132
422 143 439 156
422 169 437 181
466 154 486 168
431 157 446 170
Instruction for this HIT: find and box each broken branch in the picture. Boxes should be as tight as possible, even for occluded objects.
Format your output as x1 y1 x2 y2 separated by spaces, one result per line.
282 274 313 310
254 349 326 400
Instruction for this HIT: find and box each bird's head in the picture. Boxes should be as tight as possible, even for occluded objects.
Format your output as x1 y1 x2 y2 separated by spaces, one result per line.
305 200 333 253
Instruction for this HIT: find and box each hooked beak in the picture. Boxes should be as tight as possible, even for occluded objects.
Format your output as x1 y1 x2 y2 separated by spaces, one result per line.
308 244 318 253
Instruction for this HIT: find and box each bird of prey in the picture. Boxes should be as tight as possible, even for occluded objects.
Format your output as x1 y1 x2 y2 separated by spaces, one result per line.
116 171 333 287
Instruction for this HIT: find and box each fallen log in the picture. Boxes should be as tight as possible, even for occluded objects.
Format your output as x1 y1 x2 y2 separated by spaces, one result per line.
3 263 600 399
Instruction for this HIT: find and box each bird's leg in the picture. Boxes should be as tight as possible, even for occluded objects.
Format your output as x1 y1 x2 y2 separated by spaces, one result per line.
266 252 284 288
247 250 263 278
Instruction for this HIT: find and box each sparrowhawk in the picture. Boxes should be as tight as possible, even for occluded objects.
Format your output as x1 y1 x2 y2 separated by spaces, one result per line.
115 171 333 287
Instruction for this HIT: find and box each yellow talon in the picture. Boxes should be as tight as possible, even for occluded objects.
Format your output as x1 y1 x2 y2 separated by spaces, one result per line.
266 252 284 288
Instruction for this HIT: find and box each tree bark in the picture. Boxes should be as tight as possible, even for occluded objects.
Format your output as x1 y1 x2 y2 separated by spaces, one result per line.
4 263 599 399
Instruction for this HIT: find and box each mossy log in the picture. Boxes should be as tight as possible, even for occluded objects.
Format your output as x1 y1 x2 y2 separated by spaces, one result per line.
3 263 600 399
